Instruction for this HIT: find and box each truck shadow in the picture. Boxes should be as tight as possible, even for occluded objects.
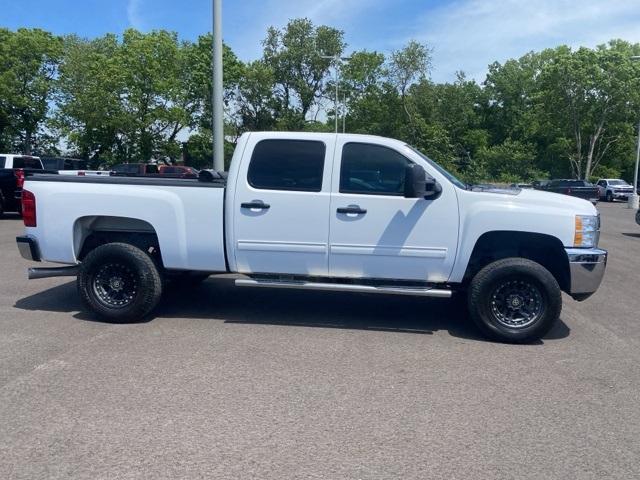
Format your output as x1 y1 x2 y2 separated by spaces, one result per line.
14 278 570 344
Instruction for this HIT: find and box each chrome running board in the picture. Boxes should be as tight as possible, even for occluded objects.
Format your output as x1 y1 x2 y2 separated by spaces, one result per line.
235 278 452 298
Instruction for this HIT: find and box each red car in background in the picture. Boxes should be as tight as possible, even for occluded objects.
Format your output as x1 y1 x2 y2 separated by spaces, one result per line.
111 163 199 179
158 165 199 178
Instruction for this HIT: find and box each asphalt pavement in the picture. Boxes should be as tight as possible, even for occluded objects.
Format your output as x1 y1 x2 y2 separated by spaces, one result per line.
1 202 639 479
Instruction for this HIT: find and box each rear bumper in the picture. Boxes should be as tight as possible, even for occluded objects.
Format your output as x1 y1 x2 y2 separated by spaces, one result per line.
16 235 40 261
565 247 607 300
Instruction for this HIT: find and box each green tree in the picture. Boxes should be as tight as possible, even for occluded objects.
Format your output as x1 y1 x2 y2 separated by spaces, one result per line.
56 34 124 164
540 42 640 179
262 18 345 127
0 28 62 153
236 60 278 131
388 40 431 136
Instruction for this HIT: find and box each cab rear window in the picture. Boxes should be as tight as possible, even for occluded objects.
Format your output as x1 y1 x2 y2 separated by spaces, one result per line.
12 157 42 169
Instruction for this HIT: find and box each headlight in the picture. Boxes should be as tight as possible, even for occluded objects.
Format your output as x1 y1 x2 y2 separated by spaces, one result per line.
574 215 599 248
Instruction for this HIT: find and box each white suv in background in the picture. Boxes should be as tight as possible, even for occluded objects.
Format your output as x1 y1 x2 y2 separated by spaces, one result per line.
596 179 636 202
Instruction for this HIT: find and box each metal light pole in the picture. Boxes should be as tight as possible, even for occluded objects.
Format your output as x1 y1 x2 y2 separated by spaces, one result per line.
212 0 224 171
631 119 640 209
342 92 347 133
319 55 351 133
629 56 640 209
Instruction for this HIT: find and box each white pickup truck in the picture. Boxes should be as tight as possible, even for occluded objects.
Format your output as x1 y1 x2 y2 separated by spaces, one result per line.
16 132 607 343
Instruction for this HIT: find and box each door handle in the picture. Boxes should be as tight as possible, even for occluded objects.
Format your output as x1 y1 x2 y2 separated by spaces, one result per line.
337 206 367 215
241 201 270 210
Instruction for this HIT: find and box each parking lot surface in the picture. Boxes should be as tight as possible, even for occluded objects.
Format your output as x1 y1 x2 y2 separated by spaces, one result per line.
1 202 639 479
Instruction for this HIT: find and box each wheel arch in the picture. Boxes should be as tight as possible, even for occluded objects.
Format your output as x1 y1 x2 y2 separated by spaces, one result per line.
462 231 570 293
73 215 162 265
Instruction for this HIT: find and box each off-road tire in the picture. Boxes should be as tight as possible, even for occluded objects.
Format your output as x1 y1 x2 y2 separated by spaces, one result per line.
468 257 562 343
77 242 163 322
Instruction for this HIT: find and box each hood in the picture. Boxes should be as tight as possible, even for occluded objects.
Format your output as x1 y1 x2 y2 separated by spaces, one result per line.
463 187 597 217
513 188 597 215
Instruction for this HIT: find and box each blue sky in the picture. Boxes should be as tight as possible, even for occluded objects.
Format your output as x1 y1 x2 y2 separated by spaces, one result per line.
4 0 640 82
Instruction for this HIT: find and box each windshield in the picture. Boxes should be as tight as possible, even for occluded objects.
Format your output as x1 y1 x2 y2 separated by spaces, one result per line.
609 180 629 186
407 145 467 189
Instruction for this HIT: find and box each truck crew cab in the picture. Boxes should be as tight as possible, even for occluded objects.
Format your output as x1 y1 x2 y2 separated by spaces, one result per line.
16 132 607 343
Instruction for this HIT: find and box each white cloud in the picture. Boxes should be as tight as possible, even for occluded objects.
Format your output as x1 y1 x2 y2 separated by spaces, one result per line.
126 0 145 30
407 0 640 82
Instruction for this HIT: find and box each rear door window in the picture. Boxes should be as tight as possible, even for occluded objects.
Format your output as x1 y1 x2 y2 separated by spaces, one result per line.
248 139 325 192
0 156 5 168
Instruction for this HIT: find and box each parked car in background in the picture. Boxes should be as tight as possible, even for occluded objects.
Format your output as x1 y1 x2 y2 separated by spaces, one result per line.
0 154 56 215
110 163 198 179
158 165 199 178
532 180 550 189
536 179 599 204
596 179 635 202
17 131 607 343
41 157 109 177
41 157 87 171
110 163 160 175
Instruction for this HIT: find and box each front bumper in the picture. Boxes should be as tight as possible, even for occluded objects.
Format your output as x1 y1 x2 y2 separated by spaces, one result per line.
565 247 607 301
612 191 633 199
16 236 41 262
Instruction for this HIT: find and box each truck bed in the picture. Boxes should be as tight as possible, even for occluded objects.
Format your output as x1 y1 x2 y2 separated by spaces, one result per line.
23 174 228 272
26 173 226 188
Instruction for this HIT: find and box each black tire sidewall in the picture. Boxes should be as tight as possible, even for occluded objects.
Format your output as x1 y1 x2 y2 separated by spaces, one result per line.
469 259 562 343
78 243 162 322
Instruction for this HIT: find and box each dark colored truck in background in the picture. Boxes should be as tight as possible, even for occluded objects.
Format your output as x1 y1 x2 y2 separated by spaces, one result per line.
41 157 89 171
535 179 599 204
0 154 55 215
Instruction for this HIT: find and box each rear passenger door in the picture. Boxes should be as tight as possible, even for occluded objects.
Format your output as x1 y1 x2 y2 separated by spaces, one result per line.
231 136 334 276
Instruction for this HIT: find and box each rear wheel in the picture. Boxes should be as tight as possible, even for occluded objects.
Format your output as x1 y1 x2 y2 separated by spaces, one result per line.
78 242 163 322
636 209 640 226
468 258 562 343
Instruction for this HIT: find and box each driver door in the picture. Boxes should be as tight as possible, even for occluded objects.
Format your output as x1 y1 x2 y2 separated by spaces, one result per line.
328 140 458 282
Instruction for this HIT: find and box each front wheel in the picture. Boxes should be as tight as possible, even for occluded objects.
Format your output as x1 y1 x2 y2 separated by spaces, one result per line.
635 209 640 226
77 242 163 322
468 258 562 343
606 191 613 202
